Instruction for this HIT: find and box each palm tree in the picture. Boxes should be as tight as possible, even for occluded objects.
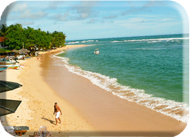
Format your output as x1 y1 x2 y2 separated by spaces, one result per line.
0 24 9 47
0 24 9 37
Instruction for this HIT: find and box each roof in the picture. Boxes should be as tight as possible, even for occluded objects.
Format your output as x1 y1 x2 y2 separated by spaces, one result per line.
0 37 5 42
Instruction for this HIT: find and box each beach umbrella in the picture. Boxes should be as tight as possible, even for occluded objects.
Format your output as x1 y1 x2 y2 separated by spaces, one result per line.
0 99 21 116
18 49 29 54
0 80 22 93
12 49 19 53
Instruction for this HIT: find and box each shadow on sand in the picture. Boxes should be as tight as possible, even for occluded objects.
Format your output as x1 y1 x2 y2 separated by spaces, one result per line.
41 117 55 125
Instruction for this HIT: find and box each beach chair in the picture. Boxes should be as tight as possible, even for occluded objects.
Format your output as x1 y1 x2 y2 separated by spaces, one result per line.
0 125 29 137
39 126 53 137
39 126 47 134
29 126 53 137
14 126 29 136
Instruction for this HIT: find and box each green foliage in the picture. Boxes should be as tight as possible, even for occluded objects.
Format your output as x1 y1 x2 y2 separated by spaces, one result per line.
4 24 25 49
0 24 9 37
0 48 11 53
51 31 66 47
1 24 66 50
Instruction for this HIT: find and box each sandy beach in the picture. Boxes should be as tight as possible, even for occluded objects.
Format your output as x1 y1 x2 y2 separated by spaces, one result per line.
0 44 187 136
0 45 97 136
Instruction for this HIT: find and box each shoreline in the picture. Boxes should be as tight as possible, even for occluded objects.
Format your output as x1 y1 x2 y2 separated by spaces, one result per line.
38 44 87 55
1 44 187 136
40 45 187 136
54 50 188 124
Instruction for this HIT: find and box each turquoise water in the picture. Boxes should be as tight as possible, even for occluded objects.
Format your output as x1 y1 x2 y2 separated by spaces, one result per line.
57 34 189 123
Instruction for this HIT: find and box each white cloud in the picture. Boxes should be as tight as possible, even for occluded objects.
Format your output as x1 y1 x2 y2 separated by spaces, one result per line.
47 1 64 9
71 1 98 20
115 18 154 30
86 19 98 24
127 18 147 23
10 3 28 12
142 1 167 8
0 0 15 24
103 14 118 19
18 21 35 26
116 16 175 31
73 1 98 8
122 6 141 15
159 18 173 22
49 1 99 22
7 2 48 21
50 12 69 21
122 1 167 16
19 9 47 20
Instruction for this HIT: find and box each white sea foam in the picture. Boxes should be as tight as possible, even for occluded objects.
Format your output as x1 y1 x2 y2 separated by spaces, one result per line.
111 37 189 43
111 40 122 43
52 51 70 65
81 40 94 43
53 53 189 124
66 40 99 45
148 40 161 43
133 47 167 51
66 41 80 44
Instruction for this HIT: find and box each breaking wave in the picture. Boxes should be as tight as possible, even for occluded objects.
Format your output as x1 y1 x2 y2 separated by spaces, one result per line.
66 40 98 45
53 52 189 124
111 37 189 43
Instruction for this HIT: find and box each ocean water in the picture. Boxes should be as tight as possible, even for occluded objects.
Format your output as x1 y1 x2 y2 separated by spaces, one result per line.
56 34 189 123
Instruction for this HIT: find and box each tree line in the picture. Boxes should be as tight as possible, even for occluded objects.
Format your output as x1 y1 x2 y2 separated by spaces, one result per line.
0 24 66 50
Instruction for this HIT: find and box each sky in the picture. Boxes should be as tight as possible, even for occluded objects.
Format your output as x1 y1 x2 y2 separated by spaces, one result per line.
1 0 189 40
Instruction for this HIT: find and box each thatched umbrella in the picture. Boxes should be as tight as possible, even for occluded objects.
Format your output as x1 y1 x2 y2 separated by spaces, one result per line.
12 49 19 53
18 49 30 54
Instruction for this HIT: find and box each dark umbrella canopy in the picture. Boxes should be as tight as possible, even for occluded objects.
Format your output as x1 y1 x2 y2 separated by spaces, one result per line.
0 80 22 93
0 99 21 116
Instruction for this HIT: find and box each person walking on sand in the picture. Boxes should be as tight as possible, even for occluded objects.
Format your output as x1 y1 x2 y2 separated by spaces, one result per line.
53 102 62 125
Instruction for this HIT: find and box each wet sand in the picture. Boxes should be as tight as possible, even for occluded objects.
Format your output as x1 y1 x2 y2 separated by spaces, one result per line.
40 47 187 136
